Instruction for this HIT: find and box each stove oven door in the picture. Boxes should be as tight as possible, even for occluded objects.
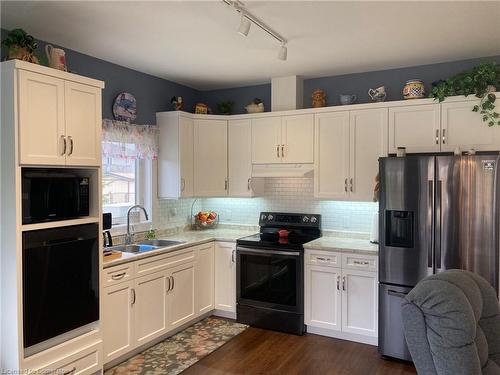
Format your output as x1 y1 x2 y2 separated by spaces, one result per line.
236 246 303 313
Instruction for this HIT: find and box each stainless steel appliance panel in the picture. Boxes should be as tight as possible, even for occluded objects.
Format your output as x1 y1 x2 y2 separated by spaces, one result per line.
379 156 434 286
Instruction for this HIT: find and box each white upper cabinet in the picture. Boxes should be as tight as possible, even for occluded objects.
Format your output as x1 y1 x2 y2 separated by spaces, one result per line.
194 119 228 196
64 81 101 166
251 116 282 164
388 104 441 153
251 114 314 164
282 114 314 163
441 99 500 152
157 113 194 198
349 108 388 201
314 111 350 199
228 119 254 196
18 68 102 167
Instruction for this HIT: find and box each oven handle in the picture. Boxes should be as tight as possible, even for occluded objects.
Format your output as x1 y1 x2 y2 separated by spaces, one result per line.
236 246 300 257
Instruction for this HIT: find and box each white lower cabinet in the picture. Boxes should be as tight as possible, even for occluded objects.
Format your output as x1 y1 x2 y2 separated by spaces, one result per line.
195 243 215 314
214 242 236 314
167 262 196 330
305 250 378 345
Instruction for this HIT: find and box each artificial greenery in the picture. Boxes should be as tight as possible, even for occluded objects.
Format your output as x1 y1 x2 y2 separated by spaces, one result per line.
217 100 234 115
429 62 500 126
2 28 38 53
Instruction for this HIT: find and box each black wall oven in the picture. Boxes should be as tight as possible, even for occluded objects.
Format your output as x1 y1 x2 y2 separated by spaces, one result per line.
22 223 99 349
22 168 90 224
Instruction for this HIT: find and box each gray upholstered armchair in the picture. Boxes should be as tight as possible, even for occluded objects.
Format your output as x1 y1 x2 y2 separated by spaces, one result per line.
401 270 500 375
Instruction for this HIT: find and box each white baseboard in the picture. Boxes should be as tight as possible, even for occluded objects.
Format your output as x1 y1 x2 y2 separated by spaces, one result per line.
306 325 378 346
212 309 236 320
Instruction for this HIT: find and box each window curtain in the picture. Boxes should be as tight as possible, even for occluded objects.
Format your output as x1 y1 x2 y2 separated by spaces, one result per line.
102 119 159 160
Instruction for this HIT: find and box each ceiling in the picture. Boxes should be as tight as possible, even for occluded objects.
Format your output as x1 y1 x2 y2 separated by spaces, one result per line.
2 1 500 90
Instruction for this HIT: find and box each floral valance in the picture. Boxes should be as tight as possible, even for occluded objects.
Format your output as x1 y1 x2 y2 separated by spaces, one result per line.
102 119 159 160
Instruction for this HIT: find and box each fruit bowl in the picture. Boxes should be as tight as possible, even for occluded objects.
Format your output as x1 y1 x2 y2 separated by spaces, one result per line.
193 211 218 230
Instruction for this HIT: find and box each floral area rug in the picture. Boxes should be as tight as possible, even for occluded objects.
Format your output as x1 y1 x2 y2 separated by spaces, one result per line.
105 317 248 375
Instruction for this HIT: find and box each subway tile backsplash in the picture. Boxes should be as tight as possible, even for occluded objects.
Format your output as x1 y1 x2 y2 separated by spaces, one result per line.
157 178 378 233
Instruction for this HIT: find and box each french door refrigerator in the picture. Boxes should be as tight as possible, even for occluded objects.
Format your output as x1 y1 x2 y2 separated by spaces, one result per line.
378 154 500 361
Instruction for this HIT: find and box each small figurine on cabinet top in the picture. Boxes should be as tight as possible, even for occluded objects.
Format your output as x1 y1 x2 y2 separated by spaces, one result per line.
312 89 327 108
195 103 209 114
245 98 265 113
171 96 183 111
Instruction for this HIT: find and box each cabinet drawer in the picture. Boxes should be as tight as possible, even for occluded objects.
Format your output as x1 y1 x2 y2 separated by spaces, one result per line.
39 342 102 375
306 250 341 267
342 253 378 272
136 248 195 277
103 263 134 287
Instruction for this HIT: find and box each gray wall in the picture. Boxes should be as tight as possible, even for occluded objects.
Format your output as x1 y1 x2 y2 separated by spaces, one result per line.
0 29 200 124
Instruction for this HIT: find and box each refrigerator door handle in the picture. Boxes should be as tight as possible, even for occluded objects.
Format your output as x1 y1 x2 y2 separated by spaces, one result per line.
435 180 443 270
388 289 409 298
428 180 434 268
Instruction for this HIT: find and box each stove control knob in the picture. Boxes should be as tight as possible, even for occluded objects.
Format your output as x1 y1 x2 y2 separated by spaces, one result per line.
268 214 274 221
261 214 267 220
302 216 310 222
311 216 317 223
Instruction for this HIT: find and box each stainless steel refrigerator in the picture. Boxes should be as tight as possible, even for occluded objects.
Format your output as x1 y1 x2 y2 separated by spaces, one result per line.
378 154 500 361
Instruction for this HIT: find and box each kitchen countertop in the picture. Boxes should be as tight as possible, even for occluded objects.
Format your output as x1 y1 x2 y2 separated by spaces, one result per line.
104 228 378 268
303 237 379 255
103 228 257 268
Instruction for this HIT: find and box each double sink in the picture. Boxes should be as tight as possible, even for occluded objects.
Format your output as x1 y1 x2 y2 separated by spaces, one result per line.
109 239 185 254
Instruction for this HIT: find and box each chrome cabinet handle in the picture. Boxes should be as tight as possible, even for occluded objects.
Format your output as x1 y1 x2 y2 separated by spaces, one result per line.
336 275 340 291
435 129 439 145
61 367 76 375
167 276 171 292
342 276 346 291
225 179 228 191
276 145 280 158
131 288 136 305
171 276 175 291
181 178 185 192
281 144 285 158
247 178 252 191
67 136 74 156
317 257 326 261
111 272 126 280
350 178 353 192
60 135 67 156
442 129 446 144
353 260 369 266
231 249 235 263
344 178 348 192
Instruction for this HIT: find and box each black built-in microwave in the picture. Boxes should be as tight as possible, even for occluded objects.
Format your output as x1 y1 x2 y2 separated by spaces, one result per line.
22 168 90 224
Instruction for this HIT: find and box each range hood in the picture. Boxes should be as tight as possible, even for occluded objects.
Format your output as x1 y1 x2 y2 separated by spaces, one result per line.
252 164 314 178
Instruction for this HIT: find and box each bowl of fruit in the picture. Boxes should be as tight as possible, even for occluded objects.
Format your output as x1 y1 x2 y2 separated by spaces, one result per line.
194 211 218 229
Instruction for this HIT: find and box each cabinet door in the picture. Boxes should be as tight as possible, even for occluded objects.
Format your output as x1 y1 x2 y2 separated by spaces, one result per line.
388 104 440 153
251 117 282 164
282 114 314 163
195 243 215 315
102 281 134 364
134 271 168 346
341 269 378 337
305 265 342 331
194 119 228 196
314 112 350 199
64 81 101 166
441 99 500 152
180 116 194 197
18 70 66 165
229 119 253 196
214 242 236 313
167 262 196 329
349 108 388 201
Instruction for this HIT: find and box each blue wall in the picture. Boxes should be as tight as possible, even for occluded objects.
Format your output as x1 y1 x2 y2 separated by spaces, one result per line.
0 29 200 124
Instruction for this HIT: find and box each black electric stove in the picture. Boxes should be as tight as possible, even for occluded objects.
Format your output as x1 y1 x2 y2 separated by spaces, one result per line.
235 212 321 335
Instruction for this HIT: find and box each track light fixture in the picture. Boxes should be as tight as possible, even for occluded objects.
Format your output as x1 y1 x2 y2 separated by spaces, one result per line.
222 0 288 61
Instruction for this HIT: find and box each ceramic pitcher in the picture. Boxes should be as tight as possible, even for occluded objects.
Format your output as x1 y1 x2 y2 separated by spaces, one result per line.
45 45 67 71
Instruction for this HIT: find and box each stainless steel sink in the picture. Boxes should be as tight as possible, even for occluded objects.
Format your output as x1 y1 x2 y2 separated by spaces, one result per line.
138 239 185 247
109 244 160 253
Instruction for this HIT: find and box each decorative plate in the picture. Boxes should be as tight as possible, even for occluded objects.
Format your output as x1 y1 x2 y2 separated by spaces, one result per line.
113 92 137 121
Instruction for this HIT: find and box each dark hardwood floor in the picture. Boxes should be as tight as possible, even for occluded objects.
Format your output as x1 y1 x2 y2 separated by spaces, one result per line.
183 327 416 375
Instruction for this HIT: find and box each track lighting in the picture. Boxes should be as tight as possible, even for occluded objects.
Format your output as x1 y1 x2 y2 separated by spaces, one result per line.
237 15 251 36
278 44 287 61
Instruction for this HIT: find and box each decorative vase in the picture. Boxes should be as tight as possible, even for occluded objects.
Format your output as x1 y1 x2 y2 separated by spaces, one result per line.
8 45 39 64
403 79 425 99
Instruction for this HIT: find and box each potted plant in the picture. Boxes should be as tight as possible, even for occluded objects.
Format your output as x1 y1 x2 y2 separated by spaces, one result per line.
2 28 39 64
217 100 234 115
429 62 500 126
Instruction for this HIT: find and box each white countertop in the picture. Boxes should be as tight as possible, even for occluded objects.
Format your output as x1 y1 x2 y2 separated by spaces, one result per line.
103 228 378 268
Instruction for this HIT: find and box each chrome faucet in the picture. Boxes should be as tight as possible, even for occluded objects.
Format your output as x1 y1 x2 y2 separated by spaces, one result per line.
125 205 149 244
